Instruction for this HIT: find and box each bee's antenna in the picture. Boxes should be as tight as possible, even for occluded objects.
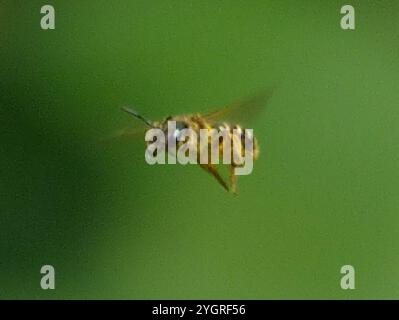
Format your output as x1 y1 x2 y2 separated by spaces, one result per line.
121 107 154 127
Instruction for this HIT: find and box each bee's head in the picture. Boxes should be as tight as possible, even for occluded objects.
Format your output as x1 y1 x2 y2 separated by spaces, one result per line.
161 117 189 141
174 121 189 138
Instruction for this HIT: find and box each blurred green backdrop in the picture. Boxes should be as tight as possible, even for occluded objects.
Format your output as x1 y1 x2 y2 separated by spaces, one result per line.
1 0 399 299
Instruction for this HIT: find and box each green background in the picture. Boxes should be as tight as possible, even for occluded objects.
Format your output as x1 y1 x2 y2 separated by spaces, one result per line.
1 0 399 299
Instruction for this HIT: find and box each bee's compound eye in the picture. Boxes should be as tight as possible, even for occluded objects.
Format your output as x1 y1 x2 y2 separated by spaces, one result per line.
173 129 180 139
175 121 187 131
172 121 188 139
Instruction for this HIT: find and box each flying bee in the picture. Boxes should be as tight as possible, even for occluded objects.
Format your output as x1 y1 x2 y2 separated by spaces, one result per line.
117 89 274 194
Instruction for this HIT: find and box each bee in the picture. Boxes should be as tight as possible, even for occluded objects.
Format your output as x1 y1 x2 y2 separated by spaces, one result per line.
118 89 274 194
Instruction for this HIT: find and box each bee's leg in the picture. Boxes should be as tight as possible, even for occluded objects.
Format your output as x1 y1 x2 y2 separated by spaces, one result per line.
200 164 229 192
230 165 238 196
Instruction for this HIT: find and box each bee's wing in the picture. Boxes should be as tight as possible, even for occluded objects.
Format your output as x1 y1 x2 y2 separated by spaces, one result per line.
202 88 275 125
